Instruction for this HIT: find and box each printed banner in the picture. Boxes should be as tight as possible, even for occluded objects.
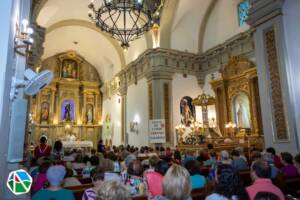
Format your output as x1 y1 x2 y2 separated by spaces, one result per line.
149 119 166 143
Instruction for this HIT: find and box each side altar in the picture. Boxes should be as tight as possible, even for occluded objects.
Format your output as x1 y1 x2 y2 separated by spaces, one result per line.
28 51 103 147
176 56 264 150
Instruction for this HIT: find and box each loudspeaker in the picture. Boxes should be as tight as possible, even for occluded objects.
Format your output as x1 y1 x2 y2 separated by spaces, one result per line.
7 98 27 163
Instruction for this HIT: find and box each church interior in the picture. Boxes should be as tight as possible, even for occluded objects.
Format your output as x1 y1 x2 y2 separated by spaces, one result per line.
0 0 300 199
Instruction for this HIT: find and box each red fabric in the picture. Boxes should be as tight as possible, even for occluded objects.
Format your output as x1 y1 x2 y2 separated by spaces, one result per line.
32 173 47 192
274 155 284 169
34 144 51 158
145 171 163 197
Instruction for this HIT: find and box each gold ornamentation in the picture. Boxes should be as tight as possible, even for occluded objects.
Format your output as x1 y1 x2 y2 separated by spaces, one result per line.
265 28 288 140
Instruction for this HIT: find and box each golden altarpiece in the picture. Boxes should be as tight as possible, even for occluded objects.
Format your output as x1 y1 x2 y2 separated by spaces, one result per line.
28 51 102 147
210 56 263 137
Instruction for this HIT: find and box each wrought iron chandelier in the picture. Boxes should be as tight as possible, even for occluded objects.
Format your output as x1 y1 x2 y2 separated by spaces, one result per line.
88 0 163 49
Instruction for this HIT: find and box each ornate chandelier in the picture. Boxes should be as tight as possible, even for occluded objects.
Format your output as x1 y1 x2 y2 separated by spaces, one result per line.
88 0 163 50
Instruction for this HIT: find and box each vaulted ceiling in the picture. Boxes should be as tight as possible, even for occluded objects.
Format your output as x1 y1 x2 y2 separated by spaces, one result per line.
34 0 249 82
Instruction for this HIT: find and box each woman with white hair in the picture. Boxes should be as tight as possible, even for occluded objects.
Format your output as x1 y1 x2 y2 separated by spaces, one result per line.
153 164 192 200
32 165 75 200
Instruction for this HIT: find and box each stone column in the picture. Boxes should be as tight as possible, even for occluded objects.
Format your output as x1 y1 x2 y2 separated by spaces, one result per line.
247 0 299 152
146 71 173 146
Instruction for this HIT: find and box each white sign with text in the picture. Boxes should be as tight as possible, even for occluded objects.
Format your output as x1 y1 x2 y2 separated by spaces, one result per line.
149 119 166 143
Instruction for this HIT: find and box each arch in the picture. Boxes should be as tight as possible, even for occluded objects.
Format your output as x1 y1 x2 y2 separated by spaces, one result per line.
46 19 126 67
198 0 218 53
159 0 179 48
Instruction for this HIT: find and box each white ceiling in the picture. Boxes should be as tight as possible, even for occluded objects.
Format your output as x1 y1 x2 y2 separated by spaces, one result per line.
37 0 98 27
170 0 213 53
43 25 121 82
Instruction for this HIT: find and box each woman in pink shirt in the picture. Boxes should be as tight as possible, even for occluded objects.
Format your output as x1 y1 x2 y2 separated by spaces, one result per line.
280 152 299 177
32 161 51 193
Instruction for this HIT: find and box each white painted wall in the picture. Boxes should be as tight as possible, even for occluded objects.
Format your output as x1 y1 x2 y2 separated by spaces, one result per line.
126 78 149 147
283 0 300 150
202 0 250 52
124 36 148 65
102 95 122 146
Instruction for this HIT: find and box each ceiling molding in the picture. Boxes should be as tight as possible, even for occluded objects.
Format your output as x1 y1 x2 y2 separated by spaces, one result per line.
159 0 179 48
46 19 126 67
198 0 218 54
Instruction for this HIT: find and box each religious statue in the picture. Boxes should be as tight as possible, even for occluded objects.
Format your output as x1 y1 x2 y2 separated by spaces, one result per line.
86 107 93 124
64 102 72 121
234 94 251 128
41 102 49 122
180 96 194 126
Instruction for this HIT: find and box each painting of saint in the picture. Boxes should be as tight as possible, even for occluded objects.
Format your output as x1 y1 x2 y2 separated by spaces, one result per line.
61 100 75 121
232 93 251 128
61 59 78 79
40 102 49 122
86 104 94 124
180 96 195 126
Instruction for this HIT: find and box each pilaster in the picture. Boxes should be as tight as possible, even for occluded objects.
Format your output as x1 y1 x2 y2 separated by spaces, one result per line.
247 0 299 152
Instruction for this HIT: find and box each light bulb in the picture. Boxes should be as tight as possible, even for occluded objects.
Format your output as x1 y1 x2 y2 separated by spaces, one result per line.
21 19 29 33
27 27 34 35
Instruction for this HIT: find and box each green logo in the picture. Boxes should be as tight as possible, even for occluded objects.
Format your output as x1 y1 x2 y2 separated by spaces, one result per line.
7 169 32 195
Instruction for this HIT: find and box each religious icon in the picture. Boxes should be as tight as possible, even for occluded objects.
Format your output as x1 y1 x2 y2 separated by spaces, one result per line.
61 59 78 79
64 102 71 121
86 104 94 124
40 102 49 122
180 96 195 127
232 93 251 128
61 100 75 121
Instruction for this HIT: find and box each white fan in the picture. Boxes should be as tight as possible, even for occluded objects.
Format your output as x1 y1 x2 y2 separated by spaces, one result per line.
10 68 53 100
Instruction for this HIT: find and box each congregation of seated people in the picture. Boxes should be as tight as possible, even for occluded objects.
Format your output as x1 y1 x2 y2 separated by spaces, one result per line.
25 136 300 200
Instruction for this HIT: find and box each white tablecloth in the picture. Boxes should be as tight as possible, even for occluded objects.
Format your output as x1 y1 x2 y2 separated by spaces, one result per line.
62 141 93 149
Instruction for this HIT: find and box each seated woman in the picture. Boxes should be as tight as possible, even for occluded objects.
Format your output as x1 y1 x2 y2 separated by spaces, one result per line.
145 160 169 198
100 158 122 182
184 160 206 189
205 164 249 200
153 164 192 200
95 181 131 200
51 140 64 160
125 160 147 196
63 167 81 187
280 152 299 177
32 165 75 200
82 167 105 200
32 161 51 193
72 154 86 170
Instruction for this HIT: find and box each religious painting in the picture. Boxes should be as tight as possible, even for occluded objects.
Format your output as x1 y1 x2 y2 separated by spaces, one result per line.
180 96 195 127
232 92 251 128
102 114 113 140
86 104 94 124
40 102 50 123
61 99 75 121
61 59 78 79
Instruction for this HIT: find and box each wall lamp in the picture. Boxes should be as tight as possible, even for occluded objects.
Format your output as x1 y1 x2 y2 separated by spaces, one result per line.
14 19 34 57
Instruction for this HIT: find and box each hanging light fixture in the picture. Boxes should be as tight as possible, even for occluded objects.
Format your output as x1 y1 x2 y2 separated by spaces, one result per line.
88 0 163 50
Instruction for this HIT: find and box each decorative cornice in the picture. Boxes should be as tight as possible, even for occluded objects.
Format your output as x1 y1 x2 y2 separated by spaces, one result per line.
101 29 255 100
247 0 285 27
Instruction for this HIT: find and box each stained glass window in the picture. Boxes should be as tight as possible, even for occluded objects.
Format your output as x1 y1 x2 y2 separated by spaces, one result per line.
238 0 250 26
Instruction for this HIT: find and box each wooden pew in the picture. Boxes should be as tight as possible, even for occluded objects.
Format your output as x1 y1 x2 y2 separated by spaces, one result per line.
65 183 93 200
238 170 252 187
191 188 205 200
132 196 148 200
